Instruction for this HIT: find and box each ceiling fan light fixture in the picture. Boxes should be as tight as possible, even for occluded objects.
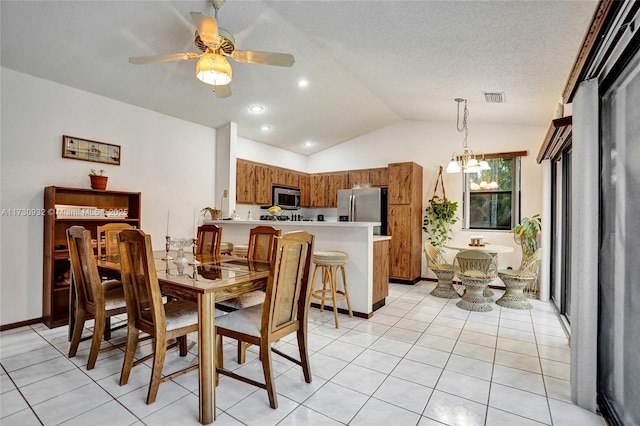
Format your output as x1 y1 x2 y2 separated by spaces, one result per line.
196 52 232 86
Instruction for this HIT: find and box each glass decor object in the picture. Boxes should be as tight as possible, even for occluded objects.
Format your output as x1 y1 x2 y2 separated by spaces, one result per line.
170 237 192 263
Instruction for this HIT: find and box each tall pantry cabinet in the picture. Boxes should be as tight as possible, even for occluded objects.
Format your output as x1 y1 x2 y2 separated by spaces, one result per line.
43 186 141 328
388 162 423 283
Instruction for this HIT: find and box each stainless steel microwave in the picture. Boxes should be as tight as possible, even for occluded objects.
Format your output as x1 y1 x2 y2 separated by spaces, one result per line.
272 186 300 210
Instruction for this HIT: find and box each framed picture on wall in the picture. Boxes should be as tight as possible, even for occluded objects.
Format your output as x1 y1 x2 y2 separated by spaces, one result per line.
61 135 121 166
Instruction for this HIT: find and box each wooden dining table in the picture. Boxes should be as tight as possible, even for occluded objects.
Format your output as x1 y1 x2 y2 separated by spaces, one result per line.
93 251 270 424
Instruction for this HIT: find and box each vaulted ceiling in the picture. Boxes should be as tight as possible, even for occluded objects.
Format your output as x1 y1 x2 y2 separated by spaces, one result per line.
0 1 597 155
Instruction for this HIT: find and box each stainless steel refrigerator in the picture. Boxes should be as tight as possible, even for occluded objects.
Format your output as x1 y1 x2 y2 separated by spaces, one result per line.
337 187 388 235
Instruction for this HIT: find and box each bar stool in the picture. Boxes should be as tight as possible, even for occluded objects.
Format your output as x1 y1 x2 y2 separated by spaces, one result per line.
234 244 248 257
308 251 352 328
220 241 234 255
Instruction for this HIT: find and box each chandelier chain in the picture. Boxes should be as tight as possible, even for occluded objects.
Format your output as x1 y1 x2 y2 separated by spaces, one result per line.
456 99 469 149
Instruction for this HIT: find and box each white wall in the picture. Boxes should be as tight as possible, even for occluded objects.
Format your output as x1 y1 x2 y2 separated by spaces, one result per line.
0 68 216 326
305 119 547 272
237 136 307 171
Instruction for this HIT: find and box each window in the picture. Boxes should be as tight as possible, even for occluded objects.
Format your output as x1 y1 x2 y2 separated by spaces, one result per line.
464 154 521 230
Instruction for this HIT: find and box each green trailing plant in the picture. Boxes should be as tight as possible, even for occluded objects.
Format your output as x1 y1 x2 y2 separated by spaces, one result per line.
423 195 459 247
513 214 542 264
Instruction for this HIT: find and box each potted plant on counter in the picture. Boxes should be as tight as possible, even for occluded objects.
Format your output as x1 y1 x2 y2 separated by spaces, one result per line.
89 169 108 190
201 206 222 220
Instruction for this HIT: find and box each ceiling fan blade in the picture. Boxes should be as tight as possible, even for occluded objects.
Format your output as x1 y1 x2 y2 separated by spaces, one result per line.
190 12 219 48
129 52 200 65
214 83 232 98
230 50 295 67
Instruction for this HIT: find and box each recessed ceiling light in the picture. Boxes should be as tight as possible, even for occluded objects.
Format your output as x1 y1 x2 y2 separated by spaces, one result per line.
249 105 265 113
261 125 271 132
298 79 309 88
303 141 314 148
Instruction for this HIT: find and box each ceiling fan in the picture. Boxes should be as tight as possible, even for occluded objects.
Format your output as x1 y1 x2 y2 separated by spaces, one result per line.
128 0 295 98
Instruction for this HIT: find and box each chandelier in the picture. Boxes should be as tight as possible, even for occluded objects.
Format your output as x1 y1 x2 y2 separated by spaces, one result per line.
446 98 490 173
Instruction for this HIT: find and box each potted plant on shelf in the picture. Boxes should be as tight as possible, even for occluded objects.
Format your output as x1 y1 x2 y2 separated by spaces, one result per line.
201 206 222 220
513 213 542 265
89 169 108 190
423 166 458 248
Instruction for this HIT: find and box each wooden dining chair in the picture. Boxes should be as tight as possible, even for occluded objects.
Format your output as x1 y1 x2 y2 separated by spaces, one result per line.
196 224 222 257
117 229 199 404
66 226 127 369
97 223 135 258
215 230 314 409
216 225 282 363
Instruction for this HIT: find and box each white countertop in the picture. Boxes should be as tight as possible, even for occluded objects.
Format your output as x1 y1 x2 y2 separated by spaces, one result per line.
206 219 381 228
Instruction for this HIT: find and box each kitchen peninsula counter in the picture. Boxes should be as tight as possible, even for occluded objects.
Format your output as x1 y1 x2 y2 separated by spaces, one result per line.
206 220 388 317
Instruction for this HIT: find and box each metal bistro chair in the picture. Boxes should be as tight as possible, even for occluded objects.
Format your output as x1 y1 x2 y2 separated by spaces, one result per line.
496 249 543 310
66 226 127 369
117 229 199 405
454 250 497 312
424 242 459 299
215 231 314 409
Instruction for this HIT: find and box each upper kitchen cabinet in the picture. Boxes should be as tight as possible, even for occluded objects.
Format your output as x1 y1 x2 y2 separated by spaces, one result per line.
298 173 310 207
309 174 328 207
348 169 370 188
369 167 389 187
254 163 272 205
388 162 422 204
327 172 349 207
236 159 256 204
272 167 299 188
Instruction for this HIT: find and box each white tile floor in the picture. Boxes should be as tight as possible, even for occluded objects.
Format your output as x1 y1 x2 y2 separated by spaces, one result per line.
0 282 607 425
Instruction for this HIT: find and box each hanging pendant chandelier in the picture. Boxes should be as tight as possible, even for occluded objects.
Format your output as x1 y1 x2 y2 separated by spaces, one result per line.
446 98 490 173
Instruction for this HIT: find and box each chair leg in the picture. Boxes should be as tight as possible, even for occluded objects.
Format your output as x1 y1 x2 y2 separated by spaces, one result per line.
237 341 247 364
87 312 106 370
103 317 112 341
328 267 340 328
338 264 353 317
119 325 139 386
68 309 86 358
260 340 278 409
215 334 222 387
147 337 166 404
178 335 188 356
296 328 312 383
308 265 321 312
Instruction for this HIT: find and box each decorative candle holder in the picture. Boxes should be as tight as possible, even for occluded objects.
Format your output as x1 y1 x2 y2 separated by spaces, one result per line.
170 237 191 263
162 235 173 260
189 237 201 265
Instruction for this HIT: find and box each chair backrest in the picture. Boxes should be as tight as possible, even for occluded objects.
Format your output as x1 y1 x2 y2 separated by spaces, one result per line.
247 226 282 262
196 224 222 257
97 223 135 258
454 250 497 278
118 229 166 334
67 225 103 308
424 242 448 267
519 248 543 277
261 231 314 339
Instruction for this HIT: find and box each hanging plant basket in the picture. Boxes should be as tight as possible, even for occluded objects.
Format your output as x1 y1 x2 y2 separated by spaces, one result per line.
423 166 458 247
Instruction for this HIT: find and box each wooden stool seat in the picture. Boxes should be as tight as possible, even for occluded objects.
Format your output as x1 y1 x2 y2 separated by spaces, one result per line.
234 243 249 257
220 241 234 255
308 251 352 328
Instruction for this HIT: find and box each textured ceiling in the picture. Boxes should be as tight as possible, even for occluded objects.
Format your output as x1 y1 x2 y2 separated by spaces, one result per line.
0 1 597 155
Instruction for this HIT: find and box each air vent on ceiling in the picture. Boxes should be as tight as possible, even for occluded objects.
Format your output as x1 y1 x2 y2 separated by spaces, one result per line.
483 92 506 103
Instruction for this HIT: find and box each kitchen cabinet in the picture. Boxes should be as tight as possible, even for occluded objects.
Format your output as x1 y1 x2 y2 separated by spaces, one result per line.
369 167 389 187
387 162 423 283
309 174 328 207
298 173 310 207
327 172 349 207
43 186 141 328
272 167 299 188
254 164 272 205
348 170 370 188
372 238 390 310
236 159 255 204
